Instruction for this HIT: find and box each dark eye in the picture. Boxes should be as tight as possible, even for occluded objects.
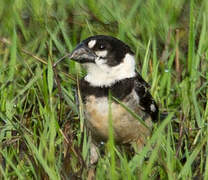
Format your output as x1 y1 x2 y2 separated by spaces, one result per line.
98 44 105 50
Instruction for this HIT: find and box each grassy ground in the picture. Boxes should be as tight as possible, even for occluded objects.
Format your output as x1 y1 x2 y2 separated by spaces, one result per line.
0 0 208 179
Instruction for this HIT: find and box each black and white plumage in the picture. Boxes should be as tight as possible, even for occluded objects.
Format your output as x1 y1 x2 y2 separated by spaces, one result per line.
69 35 159 162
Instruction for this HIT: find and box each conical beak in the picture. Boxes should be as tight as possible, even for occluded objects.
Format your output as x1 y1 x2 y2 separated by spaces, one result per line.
53 43 97 67
69 43 97 63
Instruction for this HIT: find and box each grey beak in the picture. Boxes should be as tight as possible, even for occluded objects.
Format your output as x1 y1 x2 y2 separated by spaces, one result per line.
70 43 97 63
53 43 97 67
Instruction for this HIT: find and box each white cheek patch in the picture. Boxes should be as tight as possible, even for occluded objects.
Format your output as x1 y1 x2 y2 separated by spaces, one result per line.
84 53 136 87
95 50 108 58
88 40 96 49
95 57 107 65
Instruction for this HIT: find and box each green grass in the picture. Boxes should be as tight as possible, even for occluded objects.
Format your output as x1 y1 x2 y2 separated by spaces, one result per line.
0 0 208 179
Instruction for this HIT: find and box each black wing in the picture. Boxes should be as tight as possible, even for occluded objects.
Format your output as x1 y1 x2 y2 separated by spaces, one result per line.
135 74 159 122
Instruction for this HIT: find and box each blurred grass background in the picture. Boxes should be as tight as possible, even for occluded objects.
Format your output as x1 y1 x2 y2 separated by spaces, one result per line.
0 0 208 179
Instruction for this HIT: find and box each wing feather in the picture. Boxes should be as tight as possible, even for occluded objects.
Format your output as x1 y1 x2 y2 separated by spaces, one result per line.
135 74 159 122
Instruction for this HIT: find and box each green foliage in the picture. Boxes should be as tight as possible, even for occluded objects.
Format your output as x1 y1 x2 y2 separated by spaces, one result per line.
0 0 208 179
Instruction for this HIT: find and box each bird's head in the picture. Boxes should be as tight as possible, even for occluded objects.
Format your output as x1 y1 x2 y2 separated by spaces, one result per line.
70 35 136 87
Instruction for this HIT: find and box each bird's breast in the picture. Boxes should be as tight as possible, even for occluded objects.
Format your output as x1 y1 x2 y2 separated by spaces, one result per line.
84 91 152 144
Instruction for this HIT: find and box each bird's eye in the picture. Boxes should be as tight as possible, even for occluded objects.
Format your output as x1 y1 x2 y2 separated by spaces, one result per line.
98 44 105 50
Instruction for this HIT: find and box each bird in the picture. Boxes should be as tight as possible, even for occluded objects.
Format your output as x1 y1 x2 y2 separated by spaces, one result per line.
67 35 159 164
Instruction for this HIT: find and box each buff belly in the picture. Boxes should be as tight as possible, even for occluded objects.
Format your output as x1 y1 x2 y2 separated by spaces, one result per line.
84 92 152 146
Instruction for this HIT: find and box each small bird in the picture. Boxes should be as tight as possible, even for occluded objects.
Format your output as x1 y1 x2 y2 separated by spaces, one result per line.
68 35 159 163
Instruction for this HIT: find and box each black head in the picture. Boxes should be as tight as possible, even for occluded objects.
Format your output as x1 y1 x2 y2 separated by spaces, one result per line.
70 35 134 66
69 35 137 87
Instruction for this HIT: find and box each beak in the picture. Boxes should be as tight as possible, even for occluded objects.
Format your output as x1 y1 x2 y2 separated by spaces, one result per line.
53 43 97 67
69 43 97 63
